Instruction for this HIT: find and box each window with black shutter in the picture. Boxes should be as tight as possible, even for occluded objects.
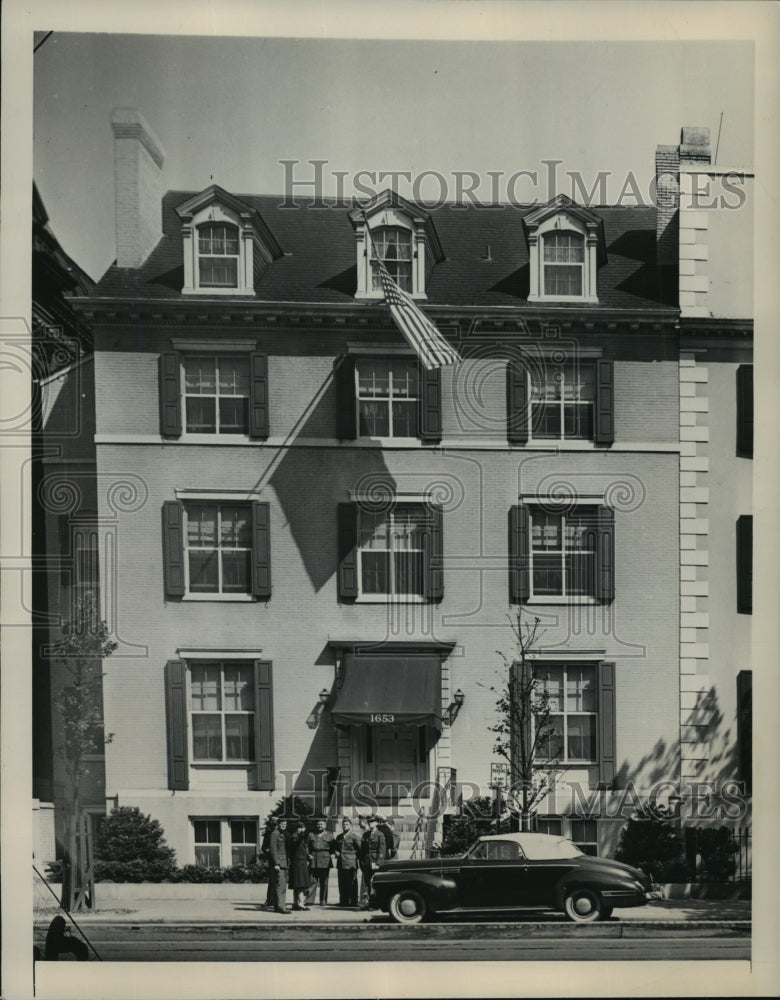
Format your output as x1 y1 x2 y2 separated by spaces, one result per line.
736 365 753 457
162 500 271 599
338 356 442 443
506 359 613 445
158 350 268 439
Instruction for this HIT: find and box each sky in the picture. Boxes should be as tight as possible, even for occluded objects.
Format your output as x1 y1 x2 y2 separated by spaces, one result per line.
33 33 754 282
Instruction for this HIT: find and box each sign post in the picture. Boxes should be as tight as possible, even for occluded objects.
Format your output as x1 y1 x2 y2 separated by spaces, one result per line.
489 763 508 833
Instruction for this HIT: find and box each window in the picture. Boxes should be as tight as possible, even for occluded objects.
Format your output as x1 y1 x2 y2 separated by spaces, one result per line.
336 355 441 443
506 358 612 446
162 500 270 600
509 503 614 605
543 231 584 296
535 817 563 837
197 223 239 288
185 503 252 595
165 659 274 791
370 226 413 292
569 819 598 856
192 818 259 867
358 505 426 598
183 356 250 434
338 502 443 603
357 359 418 437
159 350 268 440
530 362 594 440
72 525 99 605
190 661 255 761
193 820 221 867
536 663 598 764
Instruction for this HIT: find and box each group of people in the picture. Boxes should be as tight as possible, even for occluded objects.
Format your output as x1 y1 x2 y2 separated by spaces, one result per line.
261 814 399 913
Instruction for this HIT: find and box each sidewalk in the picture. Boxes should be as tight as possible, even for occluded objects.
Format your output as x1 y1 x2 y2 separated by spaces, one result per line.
39 894 751 926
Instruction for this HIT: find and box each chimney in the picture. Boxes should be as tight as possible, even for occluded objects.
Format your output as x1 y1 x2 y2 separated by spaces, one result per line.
110 109 165 268
655 126 712 266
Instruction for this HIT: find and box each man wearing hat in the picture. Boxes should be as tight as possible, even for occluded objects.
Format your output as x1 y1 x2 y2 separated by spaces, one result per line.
307 817 334 905
268 817 290 914
361 814 387 908
260 817 278 910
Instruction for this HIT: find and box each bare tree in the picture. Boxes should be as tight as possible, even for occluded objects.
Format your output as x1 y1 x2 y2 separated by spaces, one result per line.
488 611 562 831
52 591 117 910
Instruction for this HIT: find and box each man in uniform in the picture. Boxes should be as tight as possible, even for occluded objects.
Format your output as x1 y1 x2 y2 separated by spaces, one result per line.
333 817 362 907
307 817 334 905
268 817 290 914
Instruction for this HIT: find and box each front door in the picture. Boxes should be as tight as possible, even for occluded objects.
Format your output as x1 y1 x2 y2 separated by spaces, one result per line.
351 724 428 800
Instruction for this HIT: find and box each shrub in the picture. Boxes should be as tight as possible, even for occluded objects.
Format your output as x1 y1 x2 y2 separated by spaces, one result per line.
93 859 176 883
262 795 315 828
96 807 177 870
441 796 513 856
688 825 739 882
614 804 688 882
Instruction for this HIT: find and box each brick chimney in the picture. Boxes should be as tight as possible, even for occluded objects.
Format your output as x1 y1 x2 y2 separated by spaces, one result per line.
110 109 165 268
655 126 712 266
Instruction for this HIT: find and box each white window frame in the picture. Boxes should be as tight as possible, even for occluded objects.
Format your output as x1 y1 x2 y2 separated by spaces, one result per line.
356 503 427 602
527 213 599 304
529 506 598 603
181 354 251 437
569 817 599 856
181 202 255 296
542 230 585 297
528 360 596 442
197 222 240 289
355 357 419 439
188 659 256 765
191 816 259 868
369 226 414 293
535 662 599 765
183 502 253 600
354 206 428 300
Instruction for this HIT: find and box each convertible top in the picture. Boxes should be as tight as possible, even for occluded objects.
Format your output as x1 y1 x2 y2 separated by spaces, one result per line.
477 832 584 860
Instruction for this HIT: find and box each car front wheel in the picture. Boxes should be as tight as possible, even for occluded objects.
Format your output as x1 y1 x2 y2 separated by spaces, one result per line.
563 888 604 923
388 889 429 925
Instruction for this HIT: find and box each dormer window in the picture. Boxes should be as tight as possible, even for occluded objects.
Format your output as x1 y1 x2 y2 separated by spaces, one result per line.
197 223 239 288
371 227 413 292
543 231 585 296
176 185 283 296
349 191 444 300
524 195 606 305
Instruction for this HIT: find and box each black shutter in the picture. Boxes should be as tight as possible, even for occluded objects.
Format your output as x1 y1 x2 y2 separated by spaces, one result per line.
508 505 530 603
426 505 444 602
594 360 614 446
337 503 358 600
595 505 615 604
418 365 442 443
251 502 272 599
249 353 269 439
736 514 752 614
506 362 529 445
336 355 357 440
736 365 753 456
159 353 182 438
162 501 185 598
736 669 752 793
165 659 189 790
597 661 617 789
254 660 275 791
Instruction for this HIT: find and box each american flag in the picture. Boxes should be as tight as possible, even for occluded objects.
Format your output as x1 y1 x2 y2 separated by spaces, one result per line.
376 259 460 371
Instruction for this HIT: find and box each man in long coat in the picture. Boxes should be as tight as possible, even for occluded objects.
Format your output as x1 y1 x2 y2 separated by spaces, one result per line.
307 818 334 905
333 818 362 907
268 818 290 914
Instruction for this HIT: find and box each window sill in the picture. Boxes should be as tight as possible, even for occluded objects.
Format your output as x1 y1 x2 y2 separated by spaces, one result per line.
526 596 598 605
353 596 428 604
181 434 253 444
190 762 254 769
181 594 255 602
181 288 256 297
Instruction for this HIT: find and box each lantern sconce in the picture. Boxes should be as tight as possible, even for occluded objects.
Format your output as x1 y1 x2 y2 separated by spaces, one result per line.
306 688 332 729
445 689 465 725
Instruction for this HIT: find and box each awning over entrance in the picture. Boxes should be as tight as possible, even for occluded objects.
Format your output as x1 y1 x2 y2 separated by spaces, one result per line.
330 656 442 732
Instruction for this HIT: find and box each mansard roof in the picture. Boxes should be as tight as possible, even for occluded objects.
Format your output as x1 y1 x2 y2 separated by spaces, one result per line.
91 191 676 311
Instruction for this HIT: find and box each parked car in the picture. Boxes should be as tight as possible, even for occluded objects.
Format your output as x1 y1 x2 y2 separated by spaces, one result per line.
371 832 663 924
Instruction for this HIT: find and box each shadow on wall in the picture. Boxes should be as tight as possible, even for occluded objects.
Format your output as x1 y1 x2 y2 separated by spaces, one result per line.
264 364 395 593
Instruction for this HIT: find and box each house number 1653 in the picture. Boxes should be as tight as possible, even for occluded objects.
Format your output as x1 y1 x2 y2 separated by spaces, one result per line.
369 713 395 723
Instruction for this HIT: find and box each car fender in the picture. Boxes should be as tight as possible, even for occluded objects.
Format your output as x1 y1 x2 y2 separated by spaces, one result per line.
372 872 459 911
552 870 639 909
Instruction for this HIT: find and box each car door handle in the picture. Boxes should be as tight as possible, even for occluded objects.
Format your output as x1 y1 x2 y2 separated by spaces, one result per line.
440 868 461 876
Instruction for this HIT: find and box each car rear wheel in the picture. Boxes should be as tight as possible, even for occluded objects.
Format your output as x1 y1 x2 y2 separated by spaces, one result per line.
563 888 604 923
388 889 429 925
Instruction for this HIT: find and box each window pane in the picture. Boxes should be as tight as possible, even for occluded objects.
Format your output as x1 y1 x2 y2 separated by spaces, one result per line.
532 514 562 551
536 817 563 836
544 265 582 296
192 714 222 760
218 397 249 434
184 358 216 393
567 715 597 760
231 845 256 866
223 665 254 711
390 361 418 397
544 232 584 262
392 400 416 437
538 715 564 760
189 551 219 592
221 551 250 592
571 819 598 842
563 403 593 439
218 358 250 396
358 400 390 437
394 551 424 596
566 667 597 712
361 552 389 594
186 397 217 433
231 820 257 844
225 715 253 759
360 511 389 549
191 665 221 710
199 257 238 288
358 361 390 397
533 556 563 595
220 506 251 547
539 669 563 712
188 506 217 546
195 845 220 867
